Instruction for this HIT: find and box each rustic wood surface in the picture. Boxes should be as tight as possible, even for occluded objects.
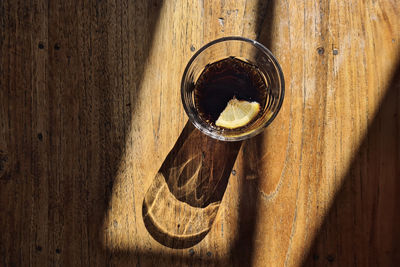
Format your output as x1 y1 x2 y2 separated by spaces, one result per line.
1 0 399 266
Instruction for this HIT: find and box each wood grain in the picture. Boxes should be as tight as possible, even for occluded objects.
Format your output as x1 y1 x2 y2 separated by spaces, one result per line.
0 0 399 266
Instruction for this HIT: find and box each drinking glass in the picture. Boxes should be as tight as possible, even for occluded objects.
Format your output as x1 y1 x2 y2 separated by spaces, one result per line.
181 36 284 141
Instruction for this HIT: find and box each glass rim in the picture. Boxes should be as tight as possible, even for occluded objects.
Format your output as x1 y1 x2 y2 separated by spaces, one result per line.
181 36 285 141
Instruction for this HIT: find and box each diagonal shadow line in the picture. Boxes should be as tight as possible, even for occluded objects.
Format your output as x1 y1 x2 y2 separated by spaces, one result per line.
0 0 164 265
302 59 400 266
95 0 164 261
51 0 165 265
231 0 276 265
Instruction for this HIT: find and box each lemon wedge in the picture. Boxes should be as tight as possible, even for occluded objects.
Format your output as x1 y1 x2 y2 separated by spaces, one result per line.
215 98 260 129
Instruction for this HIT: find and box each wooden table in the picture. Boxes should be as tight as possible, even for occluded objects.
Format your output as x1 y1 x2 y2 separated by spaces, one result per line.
1 0 399 266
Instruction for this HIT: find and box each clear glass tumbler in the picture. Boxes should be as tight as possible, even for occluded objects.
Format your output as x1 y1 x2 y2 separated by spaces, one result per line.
181 36 284 141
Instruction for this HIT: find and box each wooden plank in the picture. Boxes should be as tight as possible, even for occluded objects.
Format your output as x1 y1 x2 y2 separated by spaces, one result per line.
0 0 399 266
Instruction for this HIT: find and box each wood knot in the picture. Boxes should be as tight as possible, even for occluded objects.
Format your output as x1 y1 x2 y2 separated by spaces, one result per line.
326 254 335 262
312 253 319 261
188 248 195 256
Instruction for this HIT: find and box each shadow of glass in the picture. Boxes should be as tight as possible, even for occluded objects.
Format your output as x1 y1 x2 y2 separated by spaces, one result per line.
302 60 400 266
143 122 241 249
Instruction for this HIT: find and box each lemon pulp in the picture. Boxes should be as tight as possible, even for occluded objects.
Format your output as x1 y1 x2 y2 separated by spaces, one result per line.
215 98 260 129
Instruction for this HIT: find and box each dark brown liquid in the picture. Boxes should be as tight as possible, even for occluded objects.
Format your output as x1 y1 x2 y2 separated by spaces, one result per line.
193 57 268 127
